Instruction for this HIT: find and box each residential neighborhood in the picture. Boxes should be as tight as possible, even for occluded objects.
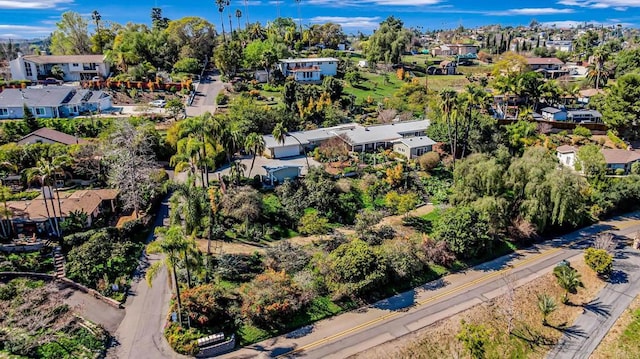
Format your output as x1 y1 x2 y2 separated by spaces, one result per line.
1 3 640 359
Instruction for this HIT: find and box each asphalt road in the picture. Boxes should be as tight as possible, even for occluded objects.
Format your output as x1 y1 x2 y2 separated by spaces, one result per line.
108 195 188 359
186 72 224 117
219 213 640 359
547 225 640 359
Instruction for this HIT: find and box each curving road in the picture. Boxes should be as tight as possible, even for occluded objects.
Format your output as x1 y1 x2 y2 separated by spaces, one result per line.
219 212 640 359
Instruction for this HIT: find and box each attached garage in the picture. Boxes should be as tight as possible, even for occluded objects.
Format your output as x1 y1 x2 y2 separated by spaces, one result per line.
273 144 301 158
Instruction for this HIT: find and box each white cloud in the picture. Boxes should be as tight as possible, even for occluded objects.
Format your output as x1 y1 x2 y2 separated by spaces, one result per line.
0 24 54 38
557 0 640 9
307 0 442 6
541 19 633 27
487 7 575 16
309 16 381 29
0 0 73 9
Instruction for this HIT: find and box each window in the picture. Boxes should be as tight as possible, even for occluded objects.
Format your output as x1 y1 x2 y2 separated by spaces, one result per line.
25 63 33 77
72 63 79 67
0 108 7 116
35 107 46 116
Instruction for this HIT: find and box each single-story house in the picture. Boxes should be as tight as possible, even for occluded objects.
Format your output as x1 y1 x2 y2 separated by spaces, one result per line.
556 145 577 168
393 137 436 159
541 107 567 121
263 120 431 159
557 146 640 174
526 57 564 71
18 127 86 145
6 189 119 236
545 40 573 52
262 165 302 185
567 109 602 123
601 149 640 174
577 89 604 105
277 57 339 82
431 44 478 56
10 54 110 82
0 87 111 119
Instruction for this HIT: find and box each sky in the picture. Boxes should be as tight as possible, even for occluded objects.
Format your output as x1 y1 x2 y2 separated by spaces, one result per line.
1 0 640 39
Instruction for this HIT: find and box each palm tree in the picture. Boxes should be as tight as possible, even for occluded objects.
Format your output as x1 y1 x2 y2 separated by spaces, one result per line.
177 114 219 187
295 0 302 35
180 236 202 289
171 137 203 184
216 0 230 43
235 9 243 32
273 122 310 170
244 132 265 177
91 10 103 53
591 46 610 90
228 160 246 185
553 264 584 304
537 293 557 326
243 0 250 27
26 158 67 238
146 225 190 327
169 183 208 236
219 122 240 165
0 185 13 239
439 89 459 167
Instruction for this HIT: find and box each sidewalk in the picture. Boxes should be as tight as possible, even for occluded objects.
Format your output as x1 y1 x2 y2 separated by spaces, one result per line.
547 226 640 359
218 213 640 359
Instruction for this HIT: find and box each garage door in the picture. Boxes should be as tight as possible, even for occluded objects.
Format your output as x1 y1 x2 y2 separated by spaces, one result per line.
273 145 301 158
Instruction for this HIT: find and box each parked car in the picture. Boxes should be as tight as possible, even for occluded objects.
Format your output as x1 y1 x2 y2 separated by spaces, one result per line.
149 99 167 107
43 78 61 85
91 76 103 81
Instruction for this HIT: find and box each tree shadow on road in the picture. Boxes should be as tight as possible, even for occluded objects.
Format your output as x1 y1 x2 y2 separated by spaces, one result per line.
608 270 629 285
248 343 298 357
372 278 449 312
581 300 611 317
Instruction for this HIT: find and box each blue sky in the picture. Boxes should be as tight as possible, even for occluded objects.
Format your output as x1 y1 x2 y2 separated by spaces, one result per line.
1 0 639 39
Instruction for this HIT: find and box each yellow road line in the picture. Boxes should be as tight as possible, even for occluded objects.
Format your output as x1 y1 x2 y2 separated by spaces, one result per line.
276 246 565 357
614 220 640 230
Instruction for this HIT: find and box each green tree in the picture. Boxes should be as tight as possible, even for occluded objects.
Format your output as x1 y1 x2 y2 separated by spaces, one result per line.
433 206 493 259
146 225 190 326
344 70 364 86
50 11 92 55
365 16 411 66
213 41 243 77
22 104 38 132
592 73 640 138
169 183 208 236
577 144 606 177
584 248 613 277
322 76 343 101
165 98 185 120
166 16 216 62
298 209 330 235
573 125 592 138
537 293 557 326
172 57 201 74
553 264 584 304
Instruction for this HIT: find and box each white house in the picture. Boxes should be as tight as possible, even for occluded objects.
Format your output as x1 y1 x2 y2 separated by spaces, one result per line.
556 145 577 168
263 120 431 159
545 40 573 52
393 137 436 159
10 54 110 82
0 87 112 119
277 57 339 82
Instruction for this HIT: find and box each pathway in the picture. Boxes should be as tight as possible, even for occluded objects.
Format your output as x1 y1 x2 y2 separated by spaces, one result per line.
186 72 224 117
546 225 640 359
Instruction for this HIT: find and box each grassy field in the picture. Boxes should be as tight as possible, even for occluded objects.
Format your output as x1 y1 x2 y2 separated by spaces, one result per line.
355 259 604 359
343 70 406 103
592 295 640 359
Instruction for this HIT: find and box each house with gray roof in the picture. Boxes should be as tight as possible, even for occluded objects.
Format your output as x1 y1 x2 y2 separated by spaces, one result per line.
18 127 86 146
277 57 339 82
393 137 437 159
0 87 111 119
263 120 432 159
10 54 110 82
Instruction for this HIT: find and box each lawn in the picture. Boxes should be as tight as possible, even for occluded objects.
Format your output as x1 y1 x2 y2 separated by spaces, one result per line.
591 295 640 359
357 259 605 359
343 70 406 103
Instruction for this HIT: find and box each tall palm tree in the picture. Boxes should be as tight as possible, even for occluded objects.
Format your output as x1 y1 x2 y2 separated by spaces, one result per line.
272 122 310 169
146 225 190 327
216 0 230 43
219 122 240 165
243 0 250 27
177 114 219 188
228 160 246 185
170 183 208 236
439 89 459 167
26 158 67 237
0 185 13 239
171 137 203 184
91 10 103 53
235 9 243 32
295 0 302 35
207 187 222 254
244 132 265 177
537 293 557 326
591 46 610 90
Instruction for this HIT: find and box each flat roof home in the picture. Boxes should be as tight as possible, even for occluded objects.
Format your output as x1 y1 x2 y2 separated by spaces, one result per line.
567 109 602 123
277 57 339 82
0 87 111 119
263 120 432 159
10 54 110 82
18 127 86 146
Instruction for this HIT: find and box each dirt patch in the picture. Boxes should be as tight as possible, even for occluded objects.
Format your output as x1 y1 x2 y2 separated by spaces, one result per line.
591 295 640 359
353 259 605 359
107 89 182 105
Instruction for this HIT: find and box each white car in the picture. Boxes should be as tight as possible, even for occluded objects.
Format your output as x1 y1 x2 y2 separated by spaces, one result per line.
149 100 167 108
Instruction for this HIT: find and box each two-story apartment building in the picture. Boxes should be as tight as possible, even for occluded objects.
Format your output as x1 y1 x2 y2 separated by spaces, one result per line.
277 57 338 82
10 54 110 82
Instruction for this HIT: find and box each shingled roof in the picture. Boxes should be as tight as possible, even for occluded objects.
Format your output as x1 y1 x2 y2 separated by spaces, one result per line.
18 127 86 145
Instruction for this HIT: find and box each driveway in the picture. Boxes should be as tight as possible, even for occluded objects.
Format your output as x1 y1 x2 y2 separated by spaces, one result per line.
186 72 225 117
60 284 125 333
547 225 640 359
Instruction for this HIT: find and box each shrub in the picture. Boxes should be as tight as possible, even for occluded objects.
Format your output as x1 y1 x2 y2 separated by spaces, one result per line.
216 93 229 105
607 130 627 149
380 239 424 280
573 125 592 138
249 89 261 98
433 206 493 259
457 321 490 359
298 209 331 236
265 241 311 274
584 248 613 277
240 269 310 327
164 323 201 355
180 283 239 332
421 236 455 267
417 152 440 171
